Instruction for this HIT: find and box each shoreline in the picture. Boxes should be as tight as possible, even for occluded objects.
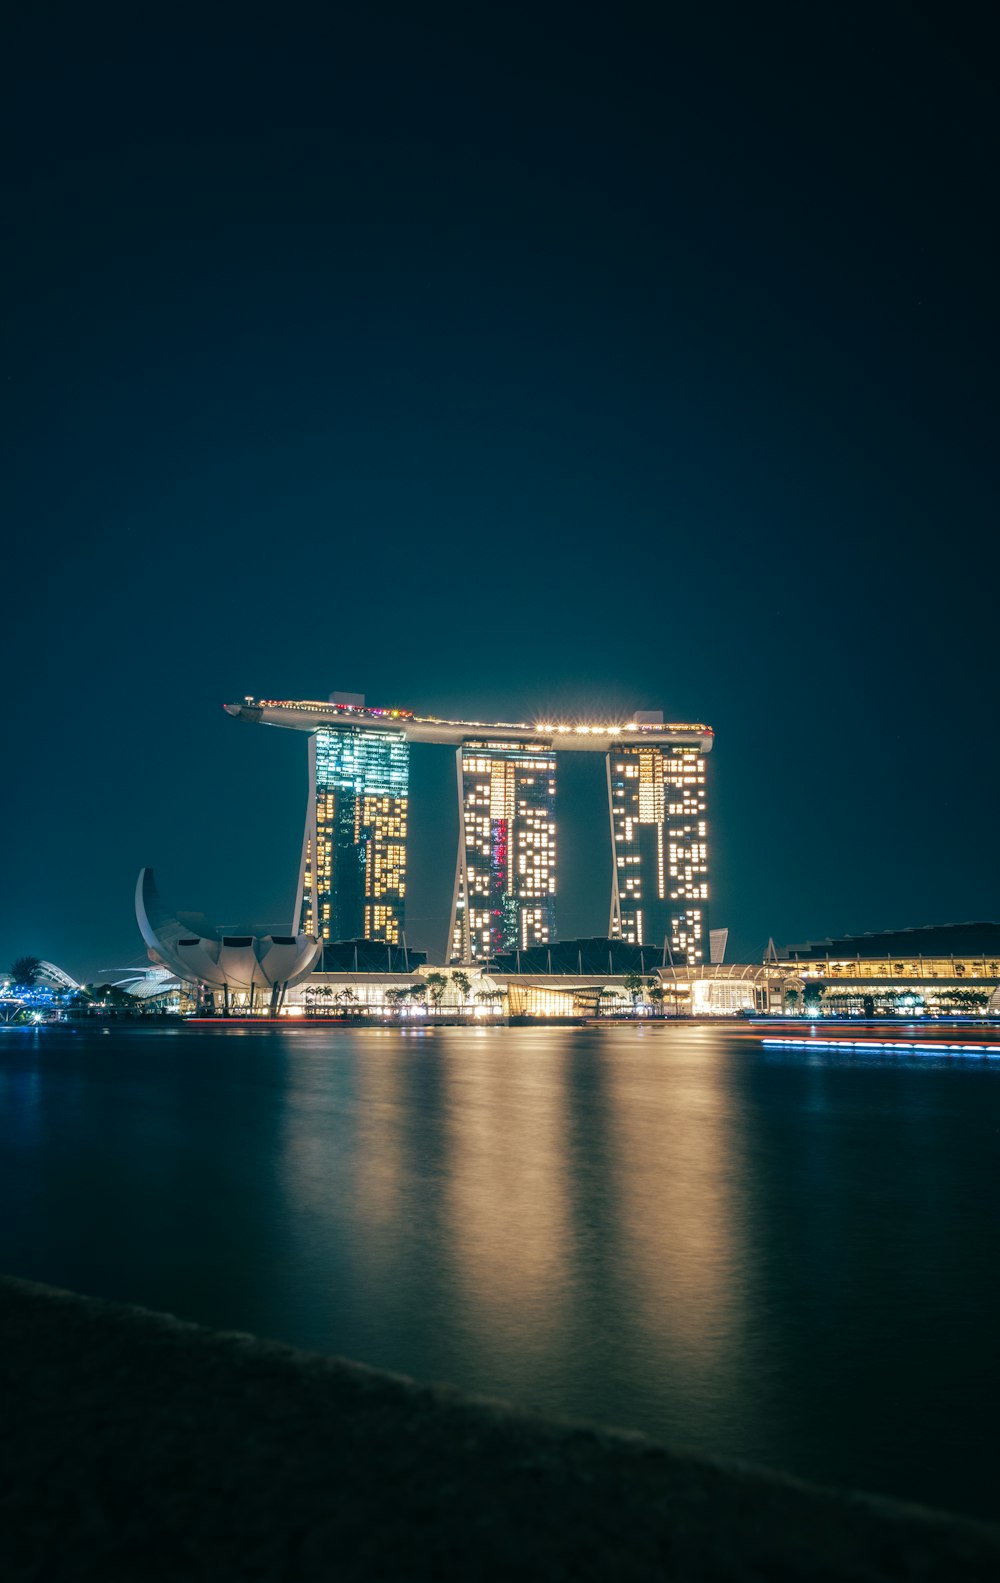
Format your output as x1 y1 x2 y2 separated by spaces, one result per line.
15 1013 1000 1036
2 1274 999 1580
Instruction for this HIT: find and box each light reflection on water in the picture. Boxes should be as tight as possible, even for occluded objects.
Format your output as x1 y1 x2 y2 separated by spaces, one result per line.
1 1021 999 1521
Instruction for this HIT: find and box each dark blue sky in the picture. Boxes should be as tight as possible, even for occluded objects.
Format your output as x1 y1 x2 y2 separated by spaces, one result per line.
3 3 998 978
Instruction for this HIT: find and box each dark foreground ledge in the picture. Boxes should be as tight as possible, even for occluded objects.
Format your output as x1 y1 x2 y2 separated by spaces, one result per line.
2 1277 998 1582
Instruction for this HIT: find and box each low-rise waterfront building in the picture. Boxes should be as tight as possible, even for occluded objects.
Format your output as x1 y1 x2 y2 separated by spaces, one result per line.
487 939 767 1010
774 922 1000 979
489 937 683 975
282 964 506 1017
319 939 427 973
770 923 1000 1014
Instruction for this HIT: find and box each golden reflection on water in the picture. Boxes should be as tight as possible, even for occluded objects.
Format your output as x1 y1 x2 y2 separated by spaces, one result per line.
600 1027 751 1402
431 1024 757 1434
277 1024 756 1440
441 1029 573 1364
281 1031 420 1311
350 1035 408 1236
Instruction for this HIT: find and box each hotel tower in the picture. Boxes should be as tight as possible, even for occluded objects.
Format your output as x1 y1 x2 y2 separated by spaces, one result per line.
295 707 410 945
607 732 709 964
449 740 557 963
225 695 712 964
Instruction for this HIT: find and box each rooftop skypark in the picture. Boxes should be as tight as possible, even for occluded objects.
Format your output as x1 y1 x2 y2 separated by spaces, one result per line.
228 694 712 967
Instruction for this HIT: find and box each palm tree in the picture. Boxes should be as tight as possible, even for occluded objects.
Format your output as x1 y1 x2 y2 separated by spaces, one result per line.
623 971 645 1011
80 982 137 1016
646 978 665 1017
452 970 471 1010
802 982 824 1015
102 984 137 1010
824 989 865 1016
9 956 42 988
938 986 991 1012
425 971 448 1010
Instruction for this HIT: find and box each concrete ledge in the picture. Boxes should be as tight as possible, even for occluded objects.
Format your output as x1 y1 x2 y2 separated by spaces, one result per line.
2 1276 998 1581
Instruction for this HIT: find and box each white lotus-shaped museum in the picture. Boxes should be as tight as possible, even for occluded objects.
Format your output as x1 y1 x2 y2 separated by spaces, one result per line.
135 869 321 1009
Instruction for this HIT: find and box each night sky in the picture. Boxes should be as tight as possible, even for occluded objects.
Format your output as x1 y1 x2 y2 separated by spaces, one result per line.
3 3 998 980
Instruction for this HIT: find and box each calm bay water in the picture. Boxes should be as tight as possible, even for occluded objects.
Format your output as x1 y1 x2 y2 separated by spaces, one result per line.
2 1020 999 1520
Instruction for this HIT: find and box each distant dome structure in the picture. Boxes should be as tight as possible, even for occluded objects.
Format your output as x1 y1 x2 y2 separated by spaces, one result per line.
106 965 181 1001
35 961 80 992
135 869 321 1013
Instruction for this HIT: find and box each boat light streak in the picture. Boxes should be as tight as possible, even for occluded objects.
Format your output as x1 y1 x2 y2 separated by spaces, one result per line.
762 1037 1000 1055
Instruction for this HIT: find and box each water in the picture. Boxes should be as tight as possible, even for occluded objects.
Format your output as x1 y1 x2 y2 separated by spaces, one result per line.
2 1020 999 1521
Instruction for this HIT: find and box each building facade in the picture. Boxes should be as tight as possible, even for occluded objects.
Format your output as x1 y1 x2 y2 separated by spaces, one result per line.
135 868 321 1015
227 696 713 956
607 735 709 964
450 741 557 963
774 922 1000 973
297 724 410 945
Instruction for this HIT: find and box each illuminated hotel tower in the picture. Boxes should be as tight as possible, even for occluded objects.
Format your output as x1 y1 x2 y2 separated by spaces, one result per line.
226 695 712 959
296 723 409 945
450 741 557 963
607 727 708 964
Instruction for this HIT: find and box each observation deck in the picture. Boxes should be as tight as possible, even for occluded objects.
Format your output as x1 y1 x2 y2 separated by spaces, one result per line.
225 699 714 753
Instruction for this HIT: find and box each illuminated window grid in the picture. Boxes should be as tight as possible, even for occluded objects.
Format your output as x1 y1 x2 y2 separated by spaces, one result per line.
608 745 708 964
300 727 410 945
451 744 556 962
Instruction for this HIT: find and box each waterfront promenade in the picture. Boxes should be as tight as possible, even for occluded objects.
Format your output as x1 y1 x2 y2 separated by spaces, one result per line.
3 1274 999 1581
